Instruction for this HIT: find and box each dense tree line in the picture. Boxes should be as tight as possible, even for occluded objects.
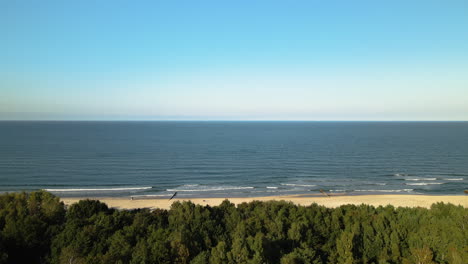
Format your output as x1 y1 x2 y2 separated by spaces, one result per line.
0 191 466 264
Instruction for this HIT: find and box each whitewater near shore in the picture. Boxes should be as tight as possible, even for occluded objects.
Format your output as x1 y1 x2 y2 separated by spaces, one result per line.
61 194 468 210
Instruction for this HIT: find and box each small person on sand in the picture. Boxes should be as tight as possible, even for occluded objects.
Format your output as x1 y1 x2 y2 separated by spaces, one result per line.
319 189 330 197
169 192 178 201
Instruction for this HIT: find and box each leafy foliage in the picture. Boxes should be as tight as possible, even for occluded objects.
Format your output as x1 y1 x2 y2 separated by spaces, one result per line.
0 191 65 263
0 192 466 264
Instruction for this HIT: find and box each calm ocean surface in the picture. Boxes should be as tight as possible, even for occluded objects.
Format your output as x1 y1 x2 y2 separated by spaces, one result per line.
0 121 467 198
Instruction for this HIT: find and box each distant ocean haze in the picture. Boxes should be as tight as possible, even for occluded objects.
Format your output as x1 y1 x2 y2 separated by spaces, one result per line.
0 121 467 198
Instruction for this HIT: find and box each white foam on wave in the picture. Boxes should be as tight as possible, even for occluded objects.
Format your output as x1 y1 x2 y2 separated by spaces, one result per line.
45 187 152 192
405 182 444 186
131 194 168 198
404 178 437 181
394 173 409 177
266 186 278 189
359 183 387 187
446 178 463 181
354 189 413 193
166 186 254 192
281 183 317 187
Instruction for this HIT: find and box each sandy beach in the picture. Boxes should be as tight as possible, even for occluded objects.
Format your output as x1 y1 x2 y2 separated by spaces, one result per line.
61 194 468 210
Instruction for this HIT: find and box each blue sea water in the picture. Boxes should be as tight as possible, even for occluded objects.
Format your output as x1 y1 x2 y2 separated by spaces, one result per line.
0 121 467 198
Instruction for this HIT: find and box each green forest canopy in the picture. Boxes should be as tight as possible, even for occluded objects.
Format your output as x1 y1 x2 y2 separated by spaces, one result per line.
0 191 466 264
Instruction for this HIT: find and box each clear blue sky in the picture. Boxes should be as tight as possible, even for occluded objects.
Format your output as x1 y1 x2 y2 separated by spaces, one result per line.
1 0 467 120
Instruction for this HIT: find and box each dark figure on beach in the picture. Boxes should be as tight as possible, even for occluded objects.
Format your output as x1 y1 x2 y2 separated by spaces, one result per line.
319 189 330 197
169 192 178 200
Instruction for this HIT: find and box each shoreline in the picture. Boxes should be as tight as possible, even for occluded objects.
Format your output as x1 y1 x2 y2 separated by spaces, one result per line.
61 194 468 210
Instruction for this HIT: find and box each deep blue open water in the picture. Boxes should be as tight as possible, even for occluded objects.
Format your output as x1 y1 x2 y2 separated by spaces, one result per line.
0 121 467 198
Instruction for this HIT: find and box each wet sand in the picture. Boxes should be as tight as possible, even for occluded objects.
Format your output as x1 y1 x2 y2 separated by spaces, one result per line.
61 194 468 210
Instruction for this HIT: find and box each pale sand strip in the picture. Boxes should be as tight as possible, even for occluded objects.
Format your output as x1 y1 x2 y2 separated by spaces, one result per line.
61 195 467 210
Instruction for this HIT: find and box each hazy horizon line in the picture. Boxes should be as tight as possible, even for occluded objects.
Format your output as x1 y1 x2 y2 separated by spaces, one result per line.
1 120 467 122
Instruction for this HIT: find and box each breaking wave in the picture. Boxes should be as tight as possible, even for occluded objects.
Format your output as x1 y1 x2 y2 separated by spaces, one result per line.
405 182 445 186
404 178 437 181
45 187 152 192
166 186 254 192
130 194 168 198
281 183 317 187
354 189 414 193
